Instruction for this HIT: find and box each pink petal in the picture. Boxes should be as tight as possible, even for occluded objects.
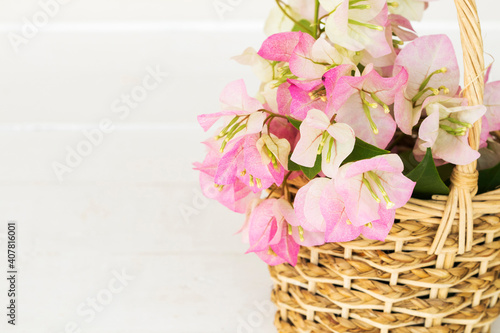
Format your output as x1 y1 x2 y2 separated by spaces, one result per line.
214 137 245 185
361 208 395 241
394 89 422 134
257 32 303 62
289 83 327 120
241 135 276 192
271 227 300 266
277 82 293 116
246 199 278 253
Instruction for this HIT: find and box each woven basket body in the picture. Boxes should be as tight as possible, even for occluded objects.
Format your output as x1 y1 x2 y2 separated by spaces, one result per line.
268 1 500 332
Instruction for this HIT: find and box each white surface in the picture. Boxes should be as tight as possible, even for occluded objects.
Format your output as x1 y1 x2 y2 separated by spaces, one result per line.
0 1 499 332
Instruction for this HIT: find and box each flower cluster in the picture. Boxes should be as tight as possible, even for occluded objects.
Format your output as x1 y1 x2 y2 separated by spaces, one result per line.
195 0 500 266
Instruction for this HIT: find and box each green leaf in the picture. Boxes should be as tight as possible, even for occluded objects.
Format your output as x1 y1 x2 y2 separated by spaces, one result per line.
406 148 450 198
478 162 500 194
342 138 389 164
300 154 322 179
287 116 302 130
399 150 418 174
287 156 301 172
292 19 314 37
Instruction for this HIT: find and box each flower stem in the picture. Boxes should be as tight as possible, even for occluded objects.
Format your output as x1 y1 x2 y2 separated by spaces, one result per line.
313 0 320 38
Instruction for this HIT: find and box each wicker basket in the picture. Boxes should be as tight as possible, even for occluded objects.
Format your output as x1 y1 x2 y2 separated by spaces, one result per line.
267 1 500 332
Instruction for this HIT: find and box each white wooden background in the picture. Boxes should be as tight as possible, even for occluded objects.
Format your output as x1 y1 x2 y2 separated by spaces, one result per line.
0 1 499 332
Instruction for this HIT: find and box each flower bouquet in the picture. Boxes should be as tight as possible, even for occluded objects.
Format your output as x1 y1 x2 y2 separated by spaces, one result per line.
195 0 500 331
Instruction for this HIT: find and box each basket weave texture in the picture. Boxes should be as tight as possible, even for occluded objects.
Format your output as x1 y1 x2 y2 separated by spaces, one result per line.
268 1 500 332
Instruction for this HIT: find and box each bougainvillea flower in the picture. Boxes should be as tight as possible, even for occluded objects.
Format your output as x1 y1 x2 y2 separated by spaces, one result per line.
288 79 327 120
289 34 353 80
214 134 287 193
319 182 396 242
194 143 259 213
268 116 300 149
197 80 266 154
415 96 486 165
246 198 324 266
291 109 355 177
334 154 415 226
320 0 391 57
393 35 460 134
326 65 408 148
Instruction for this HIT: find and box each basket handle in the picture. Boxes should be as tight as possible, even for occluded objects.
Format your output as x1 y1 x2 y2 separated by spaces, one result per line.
429 0 485 255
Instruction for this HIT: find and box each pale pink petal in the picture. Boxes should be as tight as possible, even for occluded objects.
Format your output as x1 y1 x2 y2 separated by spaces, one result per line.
294 178 330 232
255 250 287 266
220 79 264 113
292 228 326 246
484 81 500 131
344 154 404 177
389 14 418 42
276 198 299 226
290 109 331 167
245 112 267 136
394 35 460 101
372 171 416 209
322 123 356 178
319 180 362 242
335 164 382 226
197 111 238 132
336 94 396 149
289 33 326 79
425 129 480 165
418 107 440 147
